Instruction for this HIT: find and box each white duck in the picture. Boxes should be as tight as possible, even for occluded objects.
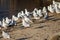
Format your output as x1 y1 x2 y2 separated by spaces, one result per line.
53 0 60 5
2 31 10 39
32 8 40 19
33 10 40 19
48 5 54 13
42 7 47 13
25 9 30 16
5 17 11 24
42 7 48 19
17 12 22 18
37 9 43 17
34 8 38 11
21 11 25 17
52 0 59 10
55 4 60 13
2 18 9 28
12 15 19 21
22 16 33 27
34 8 38 14
58 3 60 9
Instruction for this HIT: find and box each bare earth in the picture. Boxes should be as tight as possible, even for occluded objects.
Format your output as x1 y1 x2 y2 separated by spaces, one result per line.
0 13 60 40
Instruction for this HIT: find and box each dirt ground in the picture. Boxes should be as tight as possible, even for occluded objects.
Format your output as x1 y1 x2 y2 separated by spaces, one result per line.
0 12 60 40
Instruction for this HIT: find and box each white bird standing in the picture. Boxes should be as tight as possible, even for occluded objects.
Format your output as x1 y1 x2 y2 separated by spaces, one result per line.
53 0 60 5
55 4 60 13
12 15 19 21
42 7 47 13
2 18 9 28
22 16 33 27
33 11 40 19
25 9 30 16
2 31 10 39
34 8 38 11
17 12 22 18
58 3 60 9
42 7 48 19
33 8 40 19
37 9 43 18
52 0 59 10
5 17 11 24
52 0 60 13
21 11 25 17
48 5 54 13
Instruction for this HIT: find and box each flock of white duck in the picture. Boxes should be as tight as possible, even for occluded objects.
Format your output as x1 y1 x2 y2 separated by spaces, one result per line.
0 0 60 39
